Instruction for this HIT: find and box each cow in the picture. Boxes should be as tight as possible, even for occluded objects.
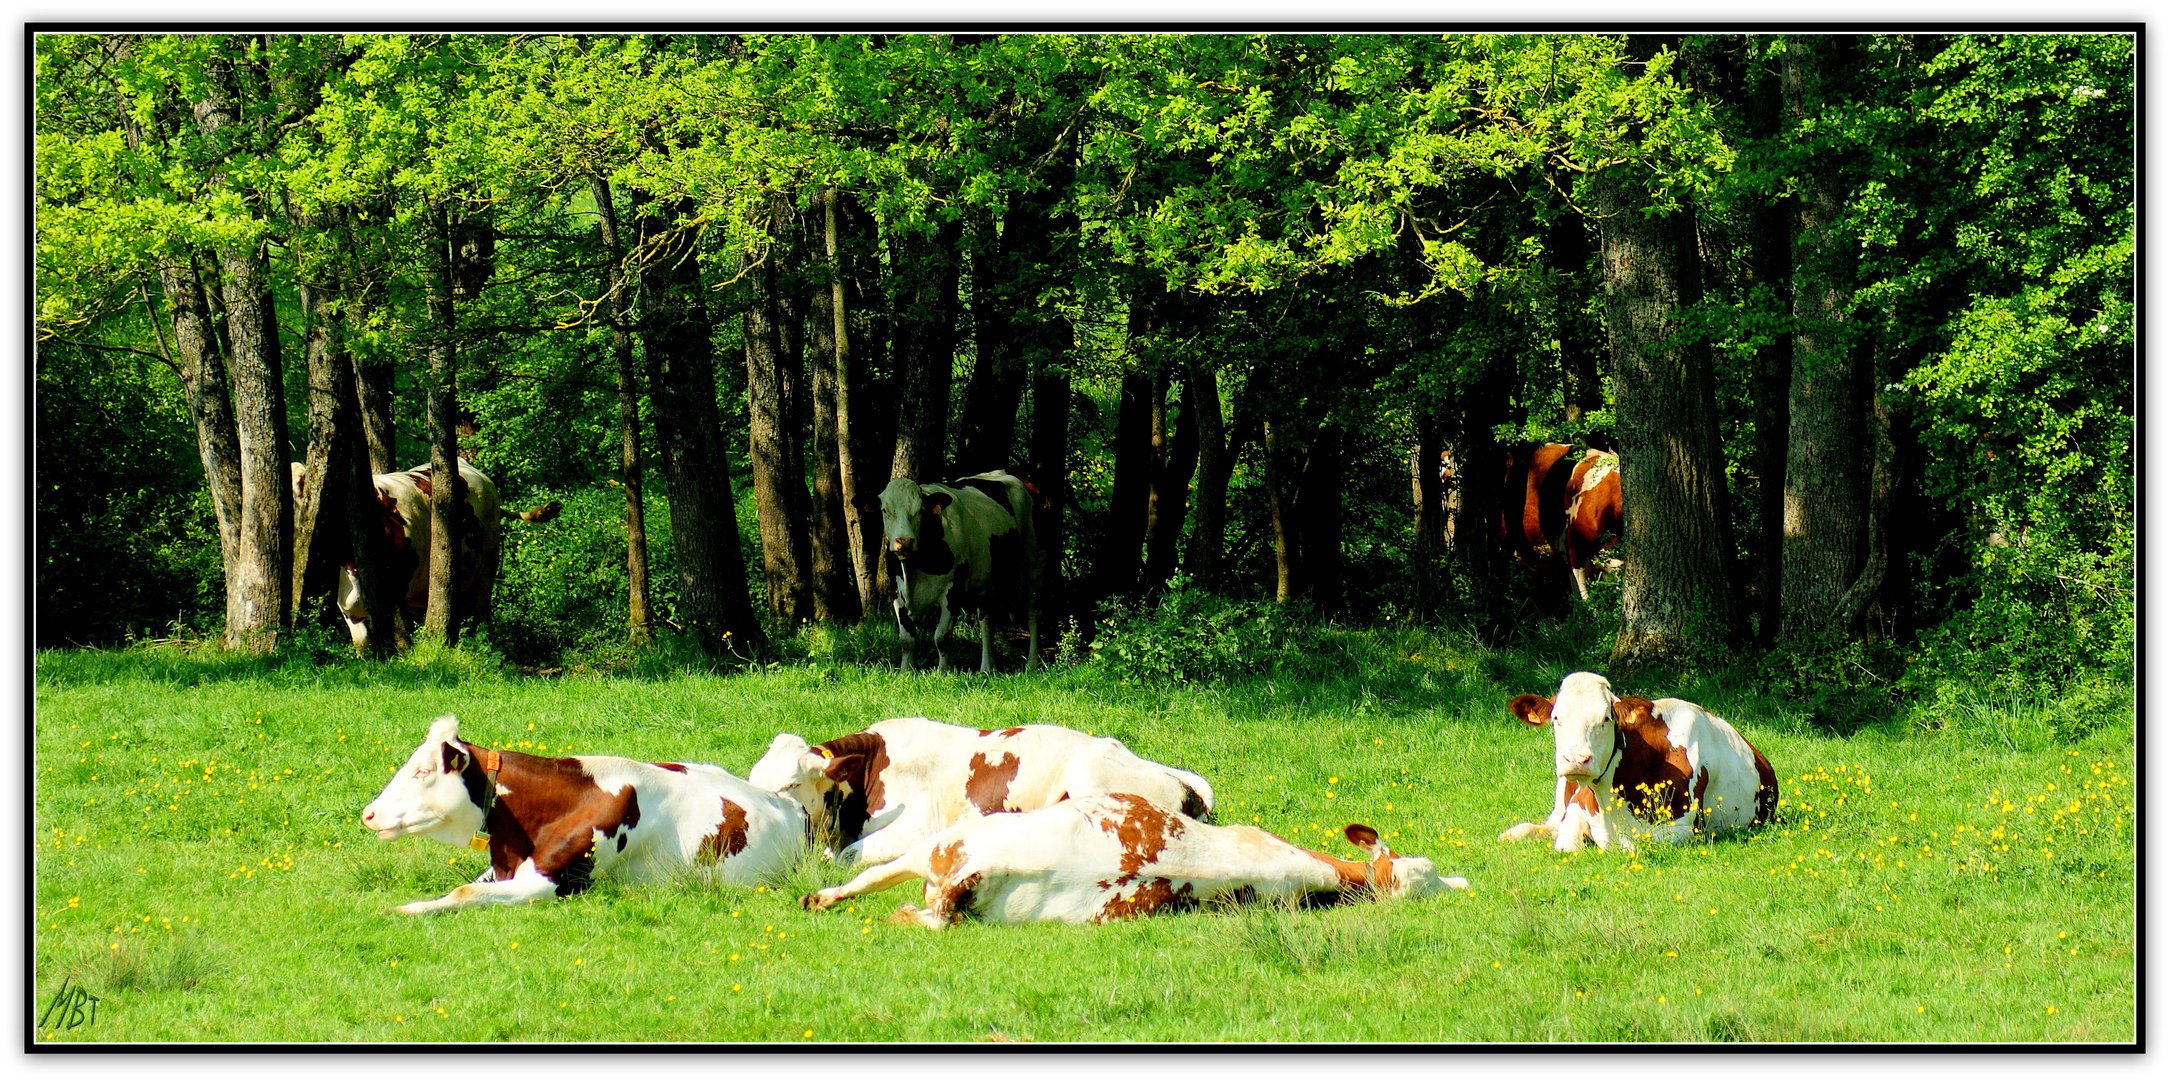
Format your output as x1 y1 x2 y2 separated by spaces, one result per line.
361 715 807 914
290 460 559 651
1498 443 1624 602
1498 672 1778 853
874 470 1039 673
747 716 1215 867
800 793 1466 929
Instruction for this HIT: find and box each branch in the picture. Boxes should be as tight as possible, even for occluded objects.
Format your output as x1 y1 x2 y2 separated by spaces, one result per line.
40 332 182 377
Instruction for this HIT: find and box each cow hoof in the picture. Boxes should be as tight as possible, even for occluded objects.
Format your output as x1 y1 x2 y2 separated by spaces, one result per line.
800 892 833 912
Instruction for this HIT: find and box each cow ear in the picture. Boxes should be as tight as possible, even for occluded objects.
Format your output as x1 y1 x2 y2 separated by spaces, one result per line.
1510 694 1552 727
441 743 468 775
926 491 952 514
1344 824 1385 855
820 752 863 784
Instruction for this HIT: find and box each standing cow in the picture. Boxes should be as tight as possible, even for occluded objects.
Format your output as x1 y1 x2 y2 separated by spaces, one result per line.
291 460 558 652
875 470 1040 673
1499 672 1778 853
1499 442 1623 601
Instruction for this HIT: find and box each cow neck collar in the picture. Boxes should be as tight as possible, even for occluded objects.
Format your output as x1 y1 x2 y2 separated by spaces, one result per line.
462 742 505 841
1591 709 1629 785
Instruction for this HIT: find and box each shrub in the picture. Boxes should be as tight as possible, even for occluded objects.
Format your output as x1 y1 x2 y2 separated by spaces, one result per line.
1090 575 1316 687
491 483 676 668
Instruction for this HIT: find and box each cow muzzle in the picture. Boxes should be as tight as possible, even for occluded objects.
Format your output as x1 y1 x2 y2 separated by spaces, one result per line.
890 537 914 558
1557 755 1596 781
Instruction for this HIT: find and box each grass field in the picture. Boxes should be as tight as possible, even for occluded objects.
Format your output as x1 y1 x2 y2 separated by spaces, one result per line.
30 628 2137 1044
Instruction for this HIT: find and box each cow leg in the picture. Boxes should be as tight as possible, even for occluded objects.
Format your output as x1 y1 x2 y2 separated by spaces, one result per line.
801 853 930 912
888 904 954 931
396 859 558 915
893 596 917 671
1648 815 1696 846
1570 564 1590 602
1498 821 1556 843
929 593 956 674
1022 606 1041 673
1583 807 1636 854
977 612 995 674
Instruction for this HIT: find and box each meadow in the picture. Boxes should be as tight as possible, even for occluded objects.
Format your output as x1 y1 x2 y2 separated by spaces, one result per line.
31 629 2136 1044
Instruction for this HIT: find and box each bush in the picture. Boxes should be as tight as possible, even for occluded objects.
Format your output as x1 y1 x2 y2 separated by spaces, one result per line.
1090 575 1316 687
491 483 677 668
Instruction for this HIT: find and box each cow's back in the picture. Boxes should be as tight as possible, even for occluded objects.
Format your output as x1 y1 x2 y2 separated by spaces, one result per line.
1651 699 1771 832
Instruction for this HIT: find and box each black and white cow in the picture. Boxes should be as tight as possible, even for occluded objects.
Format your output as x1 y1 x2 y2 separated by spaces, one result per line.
874 470 1040 673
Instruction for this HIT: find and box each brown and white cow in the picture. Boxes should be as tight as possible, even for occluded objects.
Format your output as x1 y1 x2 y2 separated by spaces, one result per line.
1499 672 1779 853
874 470 1039 673
291 460 559 652
747 716 1214 866
1499 443 1624 601
801 793 1467 929
361 716 806 914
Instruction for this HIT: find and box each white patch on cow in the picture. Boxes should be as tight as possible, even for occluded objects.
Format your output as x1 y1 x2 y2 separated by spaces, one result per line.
396 857 555 916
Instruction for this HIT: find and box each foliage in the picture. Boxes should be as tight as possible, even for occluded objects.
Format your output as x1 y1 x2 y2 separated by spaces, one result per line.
491 483 677 670
1090 574 1325 686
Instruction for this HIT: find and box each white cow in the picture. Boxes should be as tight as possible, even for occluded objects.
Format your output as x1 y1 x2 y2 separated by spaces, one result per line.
748 716 1214 866
802 793 1468 929
361 715 806 914
876 470 1039 672
1498 672 1778 853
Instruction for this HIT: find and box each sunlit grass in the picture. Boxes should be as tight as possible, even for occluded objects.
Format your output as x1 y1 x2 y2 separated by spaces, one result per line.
31 637 2135 1043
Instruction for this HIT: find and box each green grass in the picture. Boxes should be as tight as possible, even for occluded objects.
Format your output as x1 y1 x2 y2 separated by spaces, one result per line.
31 630 2136 1044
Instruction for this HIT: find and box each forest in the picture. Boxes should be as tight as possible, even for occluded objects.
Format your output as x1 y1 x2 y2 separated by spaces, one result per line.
35 32 2135 718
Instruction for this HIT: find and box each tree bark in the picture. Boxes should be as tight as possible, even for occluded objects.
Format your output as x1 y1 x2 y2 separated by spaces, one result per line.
592 175 654 644
194 52 290 653
637 197 767 657
1263 419 1304 604
805 190 859 624
889 220 961 483
1182 362 1229 589
1593 173 1739 668
1747 38 1793 643
744 195 814 623
290 241 354 613
1029 355 1071 656
1101 363 1155 602
420 199 465 646
1411 409 1445 622
1142 364 1199 593
1779 35 1871 639
822 188 885 617
1296 421 1344 615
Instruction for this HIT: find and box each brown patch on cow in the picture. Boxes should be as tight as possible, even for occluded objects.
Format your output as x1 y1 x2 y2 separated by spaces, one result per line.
1565 781 1600 815
1298 848 1374 894
977 726 1025 738
1607 697 1695 825
934 872 984 924
1750 746 1780 825
965 751 1021 814
928 839 970 882
813 731 890 845
410 471 433 497
1095 877 1196 922
466 744 639 895
1092 793 1187 883
652 762 688 773
698 798 751 864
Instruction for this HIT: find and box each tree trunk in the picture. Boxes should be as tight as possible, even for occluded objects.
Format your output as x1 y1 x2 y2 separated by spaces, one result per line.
1549 210 1606 426
1411 410 1445 622
155 254 244 575
805 191 859 625
1779 35 1870 639
1183 362 1229 589
290 247 354 613
1296 421 1344 615
744 195 814 623
1747 38 1793 643
1142 365 1199 592
823 188 884 617
592 175 654 644
1263 419 1304 604
420 200 465 646
1593 172 1739 667
889 220 960 483
1101 364 1155 602
1029 356 1071 657
637 196 767 657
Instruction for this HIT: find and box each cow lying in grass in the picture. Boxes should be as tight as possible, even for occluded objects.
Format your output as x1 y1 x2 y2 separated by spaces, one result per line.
1499 672 1778 853
748 716 1215 866
362 716 806 914
801 793 1465 929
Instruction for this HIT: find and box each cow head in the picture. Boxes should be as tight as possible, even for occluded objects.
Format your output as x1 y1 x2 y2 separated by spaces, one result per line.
1343 824 1468 898
361 715 488 846
1513 671 1621 783
876 477 950 561
749 733 888 852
